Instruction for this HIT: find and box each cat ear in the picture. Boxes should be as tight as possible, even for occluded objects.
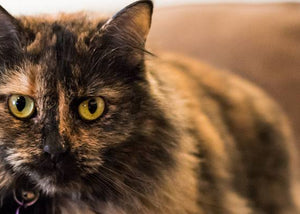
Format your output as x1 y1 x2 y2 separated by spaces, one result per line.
102 0 153 43
0 6 23 68
90 0 153 65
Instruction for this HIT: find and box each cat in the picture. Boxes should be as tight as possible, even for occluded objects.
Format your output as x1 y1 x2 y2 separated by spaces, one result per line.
0 0 298 213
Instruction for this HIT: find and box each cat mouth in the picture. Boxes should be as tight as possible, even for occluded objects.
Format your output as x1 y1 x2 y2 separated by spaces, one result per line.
38 163 77 183
30 153 79 189
30 166 81 195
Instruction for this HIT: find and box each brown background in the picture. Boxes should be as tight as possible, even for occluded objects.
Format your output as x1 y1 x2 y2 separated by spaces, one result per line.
148 3 300 142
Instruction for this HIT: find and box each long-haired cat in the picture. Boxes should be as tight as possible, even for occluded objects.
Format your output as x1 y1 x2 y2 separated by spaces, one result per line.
0 0 298 213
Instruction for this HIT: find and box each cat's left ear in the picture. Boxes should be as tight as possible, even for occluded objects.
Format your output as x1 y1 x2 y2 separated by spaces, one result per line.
0 6 23 68
91 0 153 65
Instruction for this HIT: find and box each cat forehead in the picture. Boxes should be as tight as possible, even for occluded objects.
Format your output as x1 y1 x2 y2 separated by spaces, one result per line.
0 15 107 97
0 63 58 98
21 13 106 53
18 14 108 74
0 62 125 101
0 12 144 98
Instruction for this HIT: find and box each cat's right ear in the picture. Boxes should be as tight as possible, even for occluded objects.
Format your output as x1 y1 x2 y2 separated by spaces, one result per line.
89 1 153 68
0 6 23 68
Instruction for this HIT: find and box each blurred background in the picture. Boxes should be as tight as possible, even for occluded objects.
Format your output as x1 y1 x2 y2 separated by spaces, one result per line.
0 0 296 14
0 0 299 140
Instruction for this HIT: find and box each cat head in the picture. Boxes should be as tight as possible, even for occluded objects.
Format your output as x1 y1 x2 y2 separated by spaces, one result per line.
0 0 175 199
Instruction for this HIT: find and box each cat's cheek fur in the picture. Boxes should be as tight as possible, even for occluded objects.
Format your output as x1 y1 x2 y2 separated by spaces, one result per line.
0 162 13 192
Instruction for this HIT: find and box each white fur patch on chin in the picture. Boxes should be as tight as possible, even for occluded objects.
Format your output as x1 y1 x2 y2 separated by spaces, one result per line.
31 172 81 197
35 176 57 195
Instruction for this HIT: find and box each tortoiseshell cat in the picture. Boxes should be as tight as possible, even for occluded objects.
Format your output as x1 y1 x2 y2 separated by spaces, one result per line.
0 0 298 213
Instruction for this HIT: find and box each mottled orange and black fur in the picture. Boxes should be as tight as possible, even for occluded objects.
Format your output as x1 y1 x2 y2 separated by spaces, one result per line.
0 1 298 213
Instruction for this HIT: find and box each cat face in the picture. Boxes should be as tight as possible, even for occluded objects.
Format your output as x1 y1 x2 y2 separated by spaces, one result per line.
0 1 174 198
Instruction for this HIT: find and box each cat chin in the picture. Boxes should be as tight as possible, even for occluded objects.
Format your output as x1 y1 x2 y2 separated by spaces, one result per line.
31 172 81 196
35 177 59 196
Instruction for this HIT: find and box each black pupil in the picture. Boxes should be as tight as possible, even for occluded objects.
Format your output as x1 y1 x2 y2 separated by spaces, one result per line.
88 99 97 114
16 96 26 112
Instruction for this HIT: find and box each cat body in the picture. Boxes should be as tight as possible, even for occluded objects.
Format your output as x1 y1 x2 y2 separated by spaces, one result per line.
0 1 298 213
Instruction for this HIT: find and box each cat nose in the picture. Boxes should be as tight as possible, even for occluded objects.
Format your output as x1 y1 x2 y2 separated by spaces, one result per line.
43 142 67 161
42 126 67 162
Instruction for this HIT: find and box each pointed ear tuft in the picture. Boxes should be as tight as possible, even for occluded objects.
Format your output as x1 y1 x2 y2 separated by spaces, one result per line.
90 1 153 59
87 1 153 78
106 0 153 43
0 6 23 68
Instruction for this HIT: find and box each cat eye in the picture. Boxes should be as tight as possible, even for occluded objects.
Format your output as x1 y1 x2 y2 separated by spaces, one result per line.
8 95 35 119
78 97 105 121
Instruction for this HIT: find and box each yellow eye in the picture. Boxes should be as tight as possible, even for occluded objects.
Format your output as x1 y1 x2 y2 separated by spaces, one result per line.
8 95 35 119
78 97 105 121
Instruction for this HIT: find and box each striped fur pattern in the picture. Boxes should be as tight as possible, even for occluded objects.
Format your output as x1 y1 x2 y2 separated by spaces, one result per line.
0 0 298 213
